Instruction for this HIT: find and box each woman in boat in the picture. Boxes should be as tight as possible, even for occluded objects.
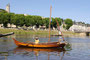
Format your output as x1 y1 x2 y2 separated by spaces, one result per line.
35 37 39 44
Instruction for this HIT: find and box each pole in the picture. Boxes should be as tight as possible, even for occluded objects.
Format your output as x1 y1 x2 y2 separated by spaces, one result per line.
56 19 65 41
48 6 52 42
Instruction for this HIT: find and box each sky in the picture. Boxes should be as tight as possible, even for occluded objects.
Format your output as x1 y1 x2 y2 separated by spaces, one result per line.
0 0 90 24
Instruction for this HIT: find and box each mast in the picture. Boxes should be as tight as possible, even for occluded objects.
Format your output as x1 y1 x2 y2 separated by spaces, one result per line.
56 19 65 41
48 6 52 42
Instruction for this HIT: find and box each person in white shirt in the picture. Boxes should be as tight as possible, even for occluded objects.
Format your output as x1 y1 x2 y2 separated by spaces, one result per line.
35 37 39 44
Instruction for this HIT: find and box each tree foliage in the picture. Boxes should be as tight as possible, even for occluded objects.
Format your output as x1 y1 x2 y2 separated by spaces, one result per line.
0 9 74 29
64 18 73 29
0 9 7 13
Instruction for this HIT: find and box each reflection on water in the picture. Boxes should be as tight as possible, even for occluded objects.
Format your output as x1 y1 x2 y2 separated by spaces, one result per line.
0 52 8 60
14 47 66 60
0 36 90 60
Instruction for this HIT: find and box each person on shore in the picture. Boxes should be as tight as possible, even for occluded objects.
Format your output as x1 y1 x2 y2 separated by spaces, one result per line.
35 37 39 44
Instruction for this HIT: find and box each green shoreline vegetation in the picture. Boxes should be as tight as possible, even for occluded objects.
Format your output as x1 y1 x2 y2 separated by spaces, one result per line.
0 9 89 37
0 29 80 37
0 9 73 30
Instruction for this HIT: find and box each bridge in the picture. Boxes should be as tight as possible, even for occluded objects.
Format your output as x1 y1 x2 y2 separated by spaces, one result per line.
74 27 90 36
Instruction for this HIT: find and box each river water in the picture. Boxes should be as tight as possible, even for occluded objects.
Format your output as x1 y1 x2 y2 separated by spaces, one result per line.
0 35 90 60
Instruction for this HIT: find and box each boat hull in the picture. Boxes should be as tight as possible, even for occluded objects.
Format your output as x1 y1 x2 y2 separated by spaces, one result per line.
0 32 14 37
51 34 62 36
13 38 66 48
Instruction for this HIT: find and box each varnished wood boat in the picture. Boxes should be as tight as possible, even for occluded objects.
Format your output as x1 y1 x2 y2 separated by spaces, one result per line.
12 6 67 48
13 38 66 48
0 32 14 37
51 34 62 36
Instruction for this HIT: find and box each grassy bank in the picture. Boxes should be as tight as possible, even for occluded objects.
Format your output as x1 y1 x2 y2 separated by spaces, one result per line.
0 29 57 35
0 29 80 36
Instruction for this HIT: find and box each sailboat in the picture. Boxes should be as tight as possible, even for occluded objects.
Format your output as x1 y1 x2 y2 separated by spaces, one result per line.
12 6 66 48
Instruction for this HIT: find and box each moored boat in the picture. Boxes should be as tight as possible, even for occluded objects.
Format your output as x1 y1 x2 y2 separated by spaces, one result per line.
51 34 62 36
0 32 14 37
12 6 67 48
12 38 66 48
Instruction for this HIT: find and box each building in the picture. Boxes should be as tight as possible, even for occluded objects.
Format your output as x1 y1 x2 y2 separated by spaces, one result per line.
0 24 3 28
7 23 16 28
69 24 86 32
69 22 87 32
24 14 28 16
6 3 10 13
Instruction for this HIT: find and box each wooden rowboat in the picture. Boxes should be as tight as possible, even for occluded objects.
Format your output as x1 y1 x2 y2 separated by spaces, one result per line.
12 6 67 48
0 32 14 37
51 34 62 36
13 38 66 48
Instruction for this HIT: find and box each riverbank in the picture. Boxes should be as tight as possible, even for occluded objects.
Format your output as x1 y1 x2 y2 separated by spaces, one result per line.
0 29 81 37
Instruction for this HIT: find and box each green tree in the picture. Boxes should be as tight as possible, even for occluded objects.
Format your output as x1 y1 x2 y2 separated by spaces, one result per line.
10 13 15 24
0 9 74 29
0 9 7 13
0 13 9 27
0 12 3 24
0 9 8 27
64 18 73 30
32 16 42 28
11 14 25 27
42 18 49 28
3 13 10 27
25 15 34 27
53 18 62 28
